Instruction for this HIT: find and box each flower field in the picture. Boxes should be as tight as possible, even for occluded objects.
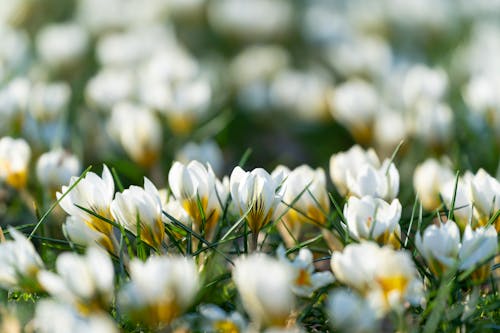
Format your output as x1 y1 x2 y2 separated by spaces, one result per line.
0 1 499 332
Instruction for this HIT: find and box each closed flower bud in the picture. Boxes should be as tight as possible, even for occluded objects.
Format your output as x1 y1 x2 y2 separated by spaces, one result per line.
36 148 81 194
110 177 165 249
0 136 30 189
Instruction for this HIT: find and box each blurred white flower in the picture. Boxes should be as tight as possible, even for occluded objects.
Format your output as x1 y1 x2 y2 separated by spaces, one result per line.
118 255 199 328
326 289 378 333
402 65 448 107
0 136 30 189
459 225 498 282
413 158 454 211
331 242 420 315
277 246 334 297
36 148 81 193
270 69 332 121
230 166 282 247
110 177 165 249
410 100 454 146
0 26 29 80
233 253 295 329
86 68 135 112
57 165 116 252
273 165 330 247
38 247 114 313
373 109 407 154
468 168 500 230
0 228 44 291
463 75 500 119
34 300 118 333
440 174 473 229
108 102 162 167
28 81 71 122
96 25 171 67
199 304 247 333
36 23 89 69
175 140 224 176
168 160 227 240
230 45 289 88
329 145 380 196
208 0 293 41
325 34 392 79
344 196 402 248
415 221 461 276
328 79 379 143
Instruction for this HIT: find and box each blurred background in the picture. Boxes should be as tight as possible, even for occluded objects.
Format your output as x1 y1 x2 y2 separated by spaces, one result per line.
2 0 500 223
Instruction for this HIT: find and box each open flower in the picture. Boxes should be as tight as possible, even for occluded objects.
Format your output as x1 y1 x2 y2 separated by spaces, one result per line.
415 221 461 276
0 228 44 292
232 253 295 329
118 255 199 329
38 247 114 314
168 160 227 241
57 165 116 253
344 196 402 248
110 177 165 249
273 165 330 247
331 242 420 315
199 304 247 333
277 246 334 297
0 136 31 189
230 166 283 250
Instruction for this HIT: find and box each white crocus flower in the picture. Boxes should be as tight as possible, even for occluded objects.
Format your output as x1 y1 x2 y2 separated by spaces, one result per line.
34 300 118 333
413 158 454 211
108 102 162 167
459 225 498 282
346 159 399 201
0 228 44 291
328 79 379 143
329 145 380 196
230 166 282 250
38 247 114 313
440 174 473 230
277 246 334 297
175 140 224 176
273 165 330 247
118 256 199 328
28 81 71 121
168 160 227 240
199 304 247 333
232 253 295 329
415 221 461 276
326 289 378 333
110 177 165 249
469 169 500 231
344 196 402 248
36 22 89 69
402 65 448 107
63 216 115 252
0 136 31 189
331 242 420 315
36 148 81 194
57 165 116 253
